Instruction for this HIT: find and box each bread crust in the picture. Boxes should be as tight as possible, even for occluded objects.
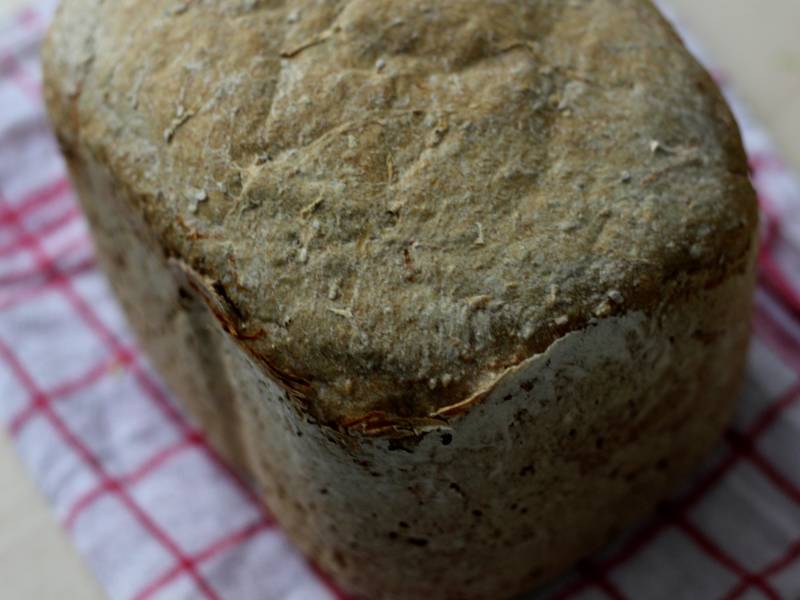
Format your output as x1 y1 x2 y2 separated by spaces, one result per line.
43 0 758 597
43 0 757 427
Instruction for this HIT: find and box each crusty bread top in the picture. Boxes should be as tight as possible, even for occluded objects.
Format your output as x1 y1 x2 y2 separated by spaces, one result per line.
43 0 757 431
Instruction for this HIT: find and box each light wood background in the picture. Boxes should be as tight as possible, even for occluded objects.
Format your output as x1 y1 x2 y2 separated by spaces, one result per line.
0 1 797 598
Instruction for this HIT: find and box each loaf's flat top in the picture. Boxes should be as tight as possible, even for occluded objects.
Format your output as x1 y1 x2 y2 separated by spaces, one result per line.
43 0 757 430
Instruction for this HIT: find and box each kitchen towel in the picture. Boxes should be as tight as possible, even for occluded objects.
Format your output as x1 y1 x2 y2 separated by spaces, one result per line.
0 2 799 599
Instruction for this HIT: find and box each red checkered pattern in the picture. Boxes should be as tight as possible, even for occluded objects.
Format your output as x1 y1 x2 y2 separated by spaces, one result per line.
0 2 798 599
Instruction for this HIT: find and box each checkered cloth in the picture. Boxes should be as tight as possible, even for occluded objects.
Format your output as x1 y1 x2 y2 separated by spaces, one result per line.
0 2 798 600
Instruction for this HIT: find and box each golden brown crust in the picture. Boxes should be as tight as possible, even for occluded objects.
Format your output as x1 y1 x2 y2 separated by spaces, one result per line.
43 0 758 428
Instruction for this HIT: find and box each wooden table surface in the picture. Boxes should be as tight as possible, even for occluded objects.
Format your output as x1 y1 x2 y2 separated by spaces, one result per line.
0 1 797 598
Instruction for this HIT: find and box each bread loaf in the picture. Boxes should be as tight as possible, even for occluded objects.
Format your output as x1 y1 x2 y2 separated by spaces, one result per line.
43 0 758 598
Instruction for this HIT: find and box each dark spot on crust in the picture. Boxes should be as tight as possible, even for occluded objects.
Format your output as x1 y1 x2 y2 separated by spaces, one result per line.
441 433 453 445
332 550 346 567
403 244 416 281
389 531 398 540
212 280 245 321
528 566 544 579
624 469 642 483
472 509 483 518
692 329 719 343
520 464 536 477
388 439 414 453
520 380 534 392
408 537 428 547
55 133 76 160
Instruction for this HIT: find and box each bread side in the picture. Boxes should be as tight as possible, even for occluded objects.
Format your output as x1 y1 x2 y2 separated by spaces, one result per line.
42 0 758 428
